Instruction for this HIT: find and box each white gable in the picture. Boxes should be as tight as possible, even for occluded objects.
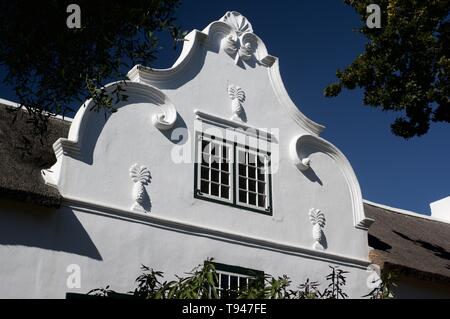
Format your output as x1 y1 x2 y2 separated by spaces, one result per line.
37 11 374 297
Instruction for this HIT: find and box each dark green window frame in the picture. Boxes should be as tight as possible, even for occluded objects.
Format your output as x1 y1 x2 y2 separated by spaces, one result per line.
194 132 273 215
213 262 265 299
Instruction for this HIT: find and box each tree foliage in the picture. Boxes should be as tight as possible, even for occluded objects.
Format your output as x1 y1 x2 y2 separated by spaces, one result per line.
0 0 182 134
88 259 395 299
363 269 398 299
325 0 449 138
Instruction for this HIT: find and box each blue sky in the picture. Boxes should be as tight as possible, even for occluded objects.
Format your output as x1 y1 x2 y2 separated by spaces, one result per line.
1 1 448 214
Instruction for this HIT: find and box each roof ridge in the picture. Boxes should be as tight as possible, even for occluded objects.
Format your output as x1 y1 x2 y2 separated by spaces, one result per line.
0 98 74 122
363 199 450 225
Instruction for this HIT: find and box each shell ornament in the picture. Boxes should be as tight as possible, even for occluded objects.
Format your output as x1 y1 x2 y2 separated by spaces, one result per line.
130 163 151 212
221 11 253 35
309 208 326 250
228 84 246 121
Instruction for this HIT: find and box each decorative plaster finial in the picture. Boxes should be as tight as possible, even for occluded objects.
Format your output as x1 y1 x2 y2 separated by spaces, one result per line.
228 84 246 121
309 208 326 250
130 164 151 212
218 11 274 67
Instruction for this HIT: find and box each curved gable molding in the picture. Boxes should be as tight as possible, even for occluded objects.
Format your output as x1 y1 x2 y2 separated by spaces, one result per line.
127 11 324 136
268 59 324 136
127 30 208 86
290 134 374 230
42 81 177 188
68 81 177 143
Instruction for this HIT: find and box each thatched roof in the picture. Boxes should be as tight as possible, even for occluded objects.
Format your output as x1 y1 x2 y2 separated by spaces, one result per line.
366 202 450 283
0 103 70 207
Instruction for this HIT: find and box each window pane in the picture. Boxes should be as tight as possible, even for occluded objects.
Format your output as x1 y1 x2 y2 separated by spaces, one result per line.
201 166 209 179
211 159 220 170
239 190 247 203
238 164 246 176
248 166 256 179
211 142 219 156
258 181 265 194
222 145 228 160
211 169 219 183
257 168 265 181
221 172 229 185
220 274 229 290
258 195 266 208
200 181 209 194
221 186 229 199
257 155 265 168
248 153 256 166
239 177 246 190
201 153 210 165
249 179 256 192
221 161 229 172
238 150 246 164
239 277 248 291
211 183 219 196
249 192 256 205
202 140 210 153
230 276 238 291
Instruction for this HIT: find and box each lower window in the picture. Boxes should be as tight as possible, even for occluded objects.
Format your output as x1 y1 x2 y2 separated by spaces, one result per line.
214 263 264 299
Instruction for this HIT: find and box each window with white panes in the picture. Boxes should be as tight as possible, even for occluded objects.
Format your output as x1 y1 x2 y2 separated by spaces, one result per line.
195 133 272 214
214 263 264 299
196 135 233 204
236 147 270 211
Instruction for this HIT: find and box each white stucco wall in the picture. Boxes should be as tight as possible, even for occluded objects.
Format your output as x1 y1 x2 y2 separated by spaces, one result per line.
430 196 450 223
0 199 371 298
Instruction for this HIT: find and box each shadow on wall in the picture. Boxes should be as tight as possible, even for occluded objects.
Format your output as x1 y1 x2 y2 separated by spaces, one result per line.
160 112 188 145
303 168 323 186
0 199 102 260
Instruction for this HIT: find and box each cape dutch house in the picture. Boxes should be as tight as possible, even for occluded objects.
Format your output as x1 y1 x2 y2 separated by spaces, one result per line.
0 12 449 299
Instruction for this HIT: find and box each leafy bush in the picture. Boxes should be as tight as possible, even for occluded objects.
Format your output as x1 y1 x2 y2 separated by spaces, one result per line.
88 258 395 299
